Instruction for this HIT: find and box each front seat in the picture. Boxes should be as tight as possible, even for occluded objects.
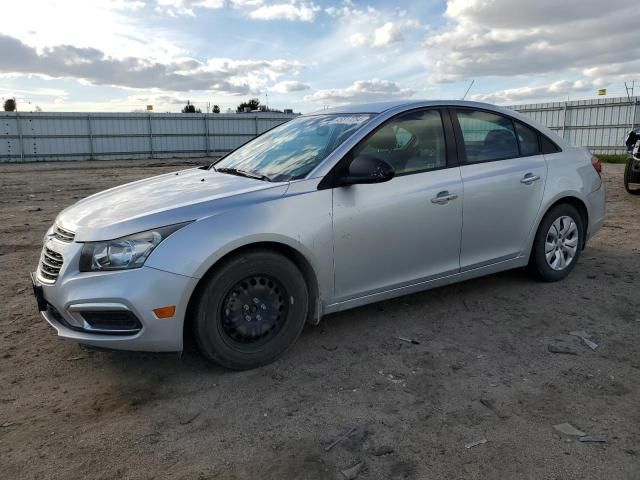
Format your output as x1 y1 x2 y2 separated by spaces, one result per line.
366 126 412 172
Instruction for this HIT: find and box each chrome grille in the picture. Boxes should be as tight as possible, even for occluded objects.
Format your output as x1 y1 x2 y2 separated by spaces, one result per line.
53 224 75 243
38 246 64 283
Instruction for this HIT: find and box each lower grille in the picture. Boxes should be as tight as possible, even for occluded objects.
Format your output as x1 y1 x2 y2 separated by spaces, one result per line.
38 246 64 284
80 310 142 333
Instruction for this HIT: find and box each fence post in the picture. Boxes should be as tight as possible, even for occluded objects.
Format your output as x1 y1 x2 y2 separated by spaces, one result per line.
204 114 210 156
148 114 154 159
561 101 568 140
16 112 24 162
87 114 94 160
254 115 259 136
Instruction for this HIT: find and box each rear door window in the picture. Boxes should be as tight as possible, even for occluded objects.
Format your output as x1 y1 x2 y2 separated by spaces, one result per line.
514 121 541 156
454 109 519 163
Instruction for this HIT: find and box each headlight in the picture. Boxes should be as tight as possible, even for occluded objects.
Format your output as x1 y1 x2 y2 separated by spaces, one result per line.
79 222 191 272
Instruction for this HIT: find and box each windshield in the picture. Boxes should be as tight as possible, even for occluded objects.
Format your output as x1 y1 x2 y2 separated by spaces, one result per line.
213 114 373 182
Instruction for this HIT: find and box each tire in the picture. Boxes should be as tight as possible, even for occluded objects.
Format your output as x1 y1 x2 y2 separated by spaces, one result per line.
193 250 308 370
528 203 584 282
624 158 640 195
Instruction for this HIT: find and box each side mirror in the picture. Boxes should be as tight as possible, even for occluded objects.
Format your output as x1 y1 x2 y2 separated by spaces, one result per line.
340 155 395 186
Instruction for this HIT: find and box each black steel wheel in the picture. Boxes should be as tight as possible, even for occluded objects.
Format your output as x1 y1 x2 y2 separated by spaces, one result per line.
193 249 308 370
220 274 289 347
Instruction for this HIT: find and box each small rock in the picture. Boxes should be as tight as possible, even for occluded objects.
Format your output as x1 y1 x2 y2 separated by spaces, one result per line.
370 445 394 456
341 462 363 480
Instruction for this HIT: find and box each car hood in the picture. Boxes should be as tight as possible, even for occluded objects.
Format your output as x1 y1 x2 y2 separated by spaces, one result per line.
56 168 288 241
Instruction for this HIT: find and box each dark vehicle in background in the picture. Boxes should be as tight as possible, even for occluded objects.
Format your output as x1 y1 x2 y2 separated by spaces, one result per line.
624 128 640 194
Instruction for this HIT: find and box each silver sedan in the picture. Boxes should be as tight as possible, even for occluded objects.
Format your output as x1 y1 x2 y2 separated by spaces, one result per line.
32 100 605 369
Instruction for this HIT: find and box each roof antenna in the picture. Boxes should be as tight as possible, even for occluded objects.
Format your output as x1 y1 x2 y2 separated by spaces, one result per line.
462 79 475 100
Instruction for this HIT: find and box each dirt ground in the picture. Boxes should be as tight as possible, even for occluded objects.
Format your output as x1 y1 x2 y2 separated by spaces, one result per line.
0 160 638 480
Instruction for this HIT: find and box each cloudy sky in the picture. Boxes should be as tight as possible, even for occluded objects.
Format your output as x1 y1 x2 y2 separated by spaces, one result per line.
1 0 638 112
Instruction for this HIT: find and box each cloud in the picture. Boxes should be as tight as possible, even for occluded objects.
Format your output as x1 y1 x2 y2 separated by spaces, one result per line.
0 34 303 94
0 87 68 98
471 80 605 104
424 0 640 82
249 2 319 21
330 4 421 50
372 22 404 47
155 0 319 21
270 80 310 93
155 0 224 16
127 94 189 105
109 0 146 10
348 33 367 48
305 79 414 104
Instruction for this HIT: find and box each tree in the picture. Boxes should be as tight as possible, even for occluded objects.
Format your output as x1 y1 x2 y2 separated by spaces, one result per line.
4 98 16 112
212 104 220 114
181 100 201 113
236 98 260 113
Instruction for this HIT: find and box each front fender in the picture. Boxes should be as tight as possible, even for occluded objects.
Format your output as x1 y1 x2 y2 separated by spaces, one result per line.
145 180 334 306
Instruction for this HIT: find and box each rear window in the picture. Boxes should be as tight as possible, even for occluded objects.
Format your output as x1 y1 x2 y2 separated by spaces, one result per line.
540 135 562 154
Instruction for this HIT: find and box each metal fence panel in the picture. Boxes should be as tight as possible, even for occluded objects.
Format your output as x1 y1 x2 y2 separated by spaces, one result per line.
4 98 637 162
0 112 296 162
509 96 639 154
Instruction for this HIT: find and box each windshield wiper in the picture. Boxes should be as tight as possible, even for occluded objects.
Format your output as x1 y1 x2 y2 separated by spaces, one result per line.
216 167 272 182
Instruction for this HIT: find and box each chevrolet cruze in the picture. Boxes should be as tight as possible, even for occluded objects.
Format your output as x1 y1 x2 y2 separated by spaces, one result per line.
32 100 606 369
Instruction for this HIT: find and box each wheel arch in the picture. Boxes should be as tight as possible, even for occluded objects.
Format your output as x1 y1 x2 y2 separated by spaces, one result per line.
183 241 322 348
530 195 589 260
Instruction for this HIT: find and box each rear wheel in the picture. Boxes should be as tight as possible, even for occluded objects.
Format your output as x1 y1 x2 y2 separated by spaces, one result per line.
528 203 584 282
193 250 308 370
624 158 640 194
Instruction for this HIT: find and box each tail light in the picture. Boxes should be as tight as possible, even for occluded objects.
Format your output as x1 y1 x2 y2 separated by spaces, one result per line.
591 155 602 177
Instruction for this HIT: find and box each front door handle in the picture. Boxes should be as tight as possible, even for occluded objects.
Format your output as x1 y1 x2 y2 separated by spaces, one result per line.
520 173 541 184
431 191 458 204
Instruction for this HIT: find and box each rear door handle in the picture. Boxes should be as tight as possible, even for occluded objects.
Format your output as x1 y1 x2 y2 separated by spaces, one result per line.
431 191 458 204
520 173 540 184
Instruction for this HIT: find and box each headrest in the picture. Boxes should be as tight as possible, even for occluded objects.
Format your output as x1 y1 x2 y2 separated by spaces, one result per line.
485 129 515 146
369 125 398 150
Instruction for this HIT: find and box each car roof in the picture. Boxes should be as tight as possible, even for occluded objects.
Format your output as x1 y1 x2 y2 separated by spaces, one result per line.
304 99 509 115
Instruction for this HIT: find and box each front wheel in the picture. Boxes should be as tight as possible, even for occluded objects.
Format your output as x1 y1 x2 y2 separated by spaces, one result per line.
624 158 640 194
193 250 308 370
528 203 584 282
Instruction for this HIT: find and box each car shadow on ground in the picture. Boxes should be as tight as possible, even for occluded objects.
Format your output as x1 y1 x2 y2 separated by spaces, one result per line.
87 265 534 374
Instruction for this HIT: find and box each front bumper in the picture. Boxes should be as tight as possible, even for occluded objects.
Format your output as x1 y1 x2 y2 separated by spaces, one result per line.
34 237 198 352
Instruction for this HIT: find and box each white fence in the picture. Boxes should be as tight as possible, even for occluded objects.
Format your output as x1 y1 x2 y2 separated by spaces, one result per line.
508 96 639 154
2 97 638 162
0 112 296 162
